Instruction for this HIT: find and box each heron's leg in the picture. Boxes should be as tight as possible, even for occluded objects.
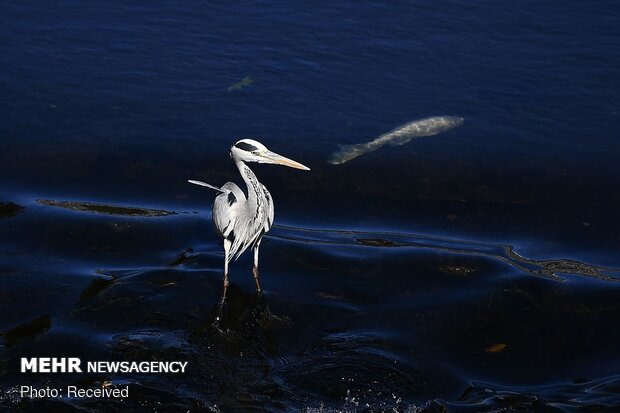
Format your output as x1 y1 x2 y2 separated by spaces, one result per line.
252 240 262 293
216 239 231 324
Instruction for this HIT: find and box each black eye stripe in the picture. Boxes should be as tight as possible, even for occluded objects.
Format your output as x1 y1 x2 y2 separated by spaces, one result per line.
235 142 259 152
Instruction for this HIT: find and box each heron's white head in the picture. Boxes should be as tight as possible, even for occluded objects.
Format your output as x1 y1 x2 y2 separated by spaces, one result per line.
230 139 310 170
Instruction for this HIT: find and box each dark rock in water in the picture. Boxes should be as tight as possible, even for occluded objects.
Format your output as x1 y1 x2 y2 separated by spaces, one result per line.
78 276 116 303
1 315 52 347
0 202 24 218
37 199 176 217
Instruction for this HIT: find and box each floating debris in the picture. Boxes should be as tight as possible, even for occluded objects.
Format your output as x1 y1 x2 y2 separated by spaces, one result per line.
168 248 195 266
485 343 507 354
357 238 399 247
227 76 253 92
439 264 478 277
328 116 464 165
37 199 176 217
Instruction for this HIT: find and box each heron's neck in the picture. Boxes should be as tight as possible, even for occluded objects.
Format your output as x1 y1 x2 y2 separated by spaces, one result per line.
235 160 262 204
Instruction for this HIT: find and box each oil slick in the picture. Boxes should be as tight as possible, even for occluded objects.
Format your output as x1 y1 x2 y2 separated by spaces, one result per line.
328 116 464 165
227 76 253 92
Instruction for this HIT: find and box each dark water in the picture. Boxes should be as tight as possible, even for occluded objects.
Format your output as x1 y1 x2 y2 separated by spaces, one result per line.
1 1 620 411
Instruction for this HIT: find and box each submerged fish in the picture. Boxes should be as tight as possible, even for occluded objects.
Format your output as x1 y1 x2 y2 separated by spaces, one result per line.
227 76 253 92
328 116 464 165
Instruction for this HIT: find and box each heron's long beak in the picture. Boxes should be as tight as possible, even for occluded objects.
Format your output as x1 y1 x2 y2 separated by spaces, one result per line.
262 151 310 170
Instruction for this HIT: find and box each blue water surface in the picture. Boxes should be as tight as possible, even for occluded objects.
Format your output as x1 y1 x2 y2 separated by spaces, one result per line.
1 1 620 411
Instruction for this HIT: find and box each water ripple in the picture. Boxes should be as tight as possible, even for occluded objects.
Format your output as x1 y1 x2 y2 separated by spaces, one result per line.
270 225 620 282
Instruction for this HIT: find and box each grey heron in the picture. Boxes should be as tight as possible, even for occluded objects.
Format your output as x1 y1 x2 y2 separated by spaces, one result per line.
188 139 310 317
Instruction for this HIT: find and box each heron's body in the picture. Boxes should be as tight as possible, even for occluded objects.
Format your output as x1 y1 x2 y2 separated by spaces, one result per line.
213 163 273 261
188 139 308 322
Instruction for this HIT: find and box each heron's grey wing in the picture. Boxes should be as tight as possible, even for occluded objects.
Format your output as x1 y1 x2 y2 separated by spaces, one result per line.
211 182 245 239
213 182 263 261
227 184 272 261
229 206 266 260
262 184 274 233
